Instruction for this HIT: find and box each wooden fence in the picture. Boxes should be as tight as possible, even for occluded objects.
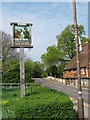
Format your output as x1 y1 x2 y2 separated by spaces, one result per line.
0 83 30 88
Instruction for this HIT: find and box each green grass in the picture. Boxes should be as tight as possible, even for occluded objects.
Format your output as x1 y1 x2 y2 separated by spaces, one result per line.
2 87 20 99
2 82 76 119
2 83 70 103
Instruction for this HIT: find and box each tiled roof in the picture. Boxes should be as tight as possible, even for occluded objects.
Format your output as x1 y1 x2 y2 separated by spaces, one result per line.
64 43 90 71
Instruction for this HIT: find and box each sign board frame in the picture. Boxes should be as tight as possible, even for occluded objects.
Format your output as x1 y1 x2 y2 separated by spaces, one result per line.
10 22 33 48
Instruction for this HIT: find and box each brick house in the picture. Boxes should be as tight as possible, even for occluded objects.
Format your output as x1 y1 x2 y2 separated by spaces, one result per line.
64 42 90 78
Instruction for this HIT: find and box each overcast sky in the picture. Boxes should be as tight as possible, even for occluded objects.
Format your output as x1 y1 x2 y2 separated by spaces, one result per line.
1 1 88 61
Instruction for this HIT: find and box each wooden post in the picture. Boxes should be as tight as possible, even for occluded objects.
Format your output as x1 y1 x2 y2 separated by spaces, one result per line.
20 48 25 97
72 0 84 119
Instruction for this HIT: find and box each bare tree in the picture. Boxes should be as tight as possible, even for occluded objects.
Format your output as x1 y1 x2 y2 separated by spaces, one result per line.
0 31 19 62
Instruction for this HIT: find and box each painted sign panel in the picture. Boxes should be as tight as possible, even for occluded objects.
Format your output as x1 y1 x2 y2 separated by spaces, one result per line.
13 24 32 48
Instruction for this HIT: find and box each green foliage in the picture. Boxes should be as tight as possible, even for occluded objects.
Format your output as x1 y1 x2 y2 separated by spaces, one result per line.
41 46 67 78
2 59 47 83
41 45 66 66
2 59 33 83
57 24 87 59
32 62 43 78
2 83 76 119
2 59 20 83
41 24 88 78
41 72 48 78
25 60 33 82
14 101 76 119
31 61 48 78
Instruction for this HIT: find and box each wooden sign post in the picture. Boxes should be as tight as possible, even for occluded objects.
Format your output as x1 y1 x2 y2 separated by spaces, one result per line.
20 48 25 97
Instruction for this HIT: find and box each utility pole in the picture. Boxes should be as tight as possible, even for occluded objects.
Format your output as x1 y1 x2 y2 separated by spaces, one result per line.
20 48 25 97
72 0 84 119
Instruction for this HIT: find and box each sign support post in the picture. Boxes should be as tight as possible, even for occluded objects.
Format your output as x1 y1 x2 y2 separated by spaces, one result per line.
20 48 25 97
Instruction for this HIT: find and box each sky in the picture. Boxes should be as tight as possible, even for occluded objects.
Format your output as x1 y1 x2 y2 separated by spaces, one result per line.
1 1 88 61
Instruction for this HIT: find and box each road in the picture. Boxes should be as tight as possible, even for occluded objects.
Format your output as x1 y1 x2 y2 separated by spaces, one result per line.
33 78 90 120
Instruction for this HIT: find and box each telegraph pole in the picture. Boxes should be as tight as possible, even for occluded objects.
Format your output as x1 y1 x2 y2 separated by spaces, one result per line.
20 48 25 97
72 0 84 119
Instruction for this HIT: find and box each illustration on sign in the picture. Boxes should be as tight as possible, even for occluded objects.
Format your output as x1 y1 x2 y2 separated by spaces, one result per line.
13 24 32 47
14 25 30 39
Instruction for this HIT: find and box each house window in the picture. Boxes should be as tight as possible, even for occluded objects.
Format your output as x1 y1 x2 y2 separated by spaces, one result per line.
81 68 85 74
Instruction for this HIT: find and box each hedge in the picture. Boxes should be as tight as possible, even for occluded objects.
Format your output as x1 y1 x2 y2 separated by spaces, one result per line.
14 100 76 119
2 83 76 119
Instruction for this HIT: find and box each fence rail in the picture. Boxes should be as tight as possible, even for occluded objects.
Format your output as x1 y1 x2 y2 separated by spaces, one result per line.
0 83 30 88
1 77 90 88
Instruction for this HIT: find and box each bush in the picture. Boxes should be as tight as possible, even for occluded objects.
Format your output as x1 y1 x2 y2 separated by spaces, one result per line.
41 72 48 78
7 83 76 119
2 83 76 119
31 62 43 78
13 93 17 97
2 59 33 83
25 60 33 82
14 100 76 119
2 59 20 83
2 59 47 83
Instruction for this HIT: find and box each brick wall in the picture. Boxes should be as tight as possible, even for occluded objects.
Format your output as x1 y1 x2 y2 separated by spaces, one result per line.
64 70 76 78
64 67 90 78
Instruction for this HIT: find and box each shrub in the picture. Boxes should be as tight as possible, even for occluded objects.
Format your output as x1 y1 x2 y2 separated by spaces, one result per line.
13 93 17 97
41 72 48 78
14 100 76 119
31 62 42 78
25 60 33 82
13 84 76 119
2 59 20 83
2 59 46 83
2 83 76 119
2 59 33 83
